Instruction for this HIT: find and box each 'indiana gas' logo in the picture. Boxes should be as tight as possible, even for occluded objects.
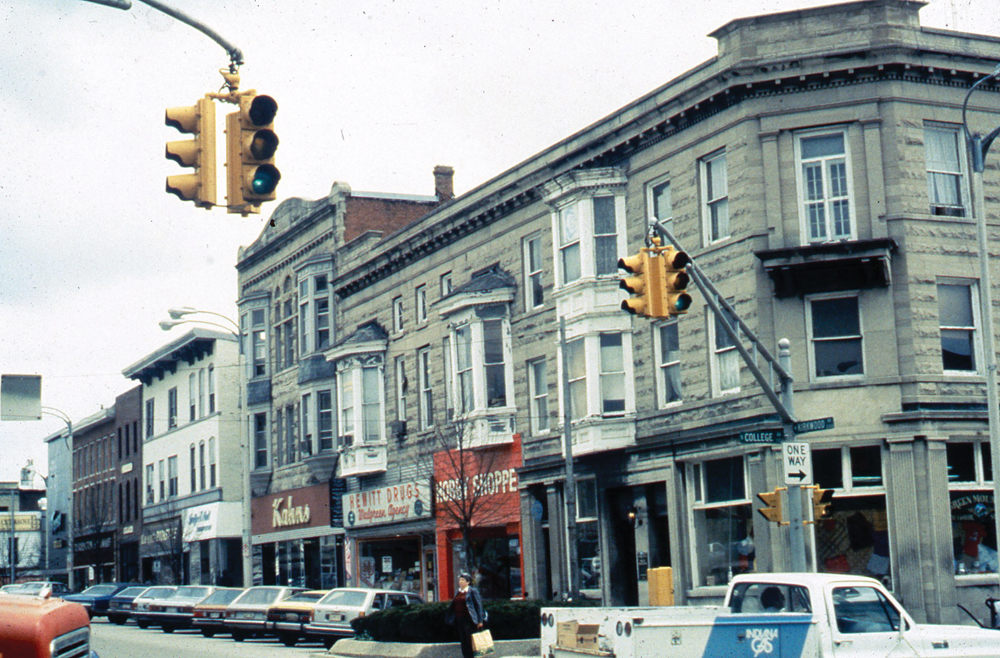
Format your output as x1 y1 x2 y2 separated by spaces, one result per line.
746 628 778 657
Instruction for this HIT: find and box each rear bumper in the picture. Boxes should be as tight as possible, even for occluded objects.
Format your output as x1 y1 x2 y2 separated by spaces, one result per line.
304 622 355 638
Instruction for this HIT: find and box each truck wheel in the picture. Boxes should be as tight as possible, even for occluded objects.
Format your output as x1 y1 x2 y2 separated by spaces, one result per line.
200 628 215 638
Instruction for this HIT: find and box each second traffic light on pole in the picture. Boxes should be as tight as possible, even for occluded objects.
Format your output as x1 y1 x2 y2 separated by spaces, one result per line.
226 92 281 215
165 97 217 209
618 240 693 319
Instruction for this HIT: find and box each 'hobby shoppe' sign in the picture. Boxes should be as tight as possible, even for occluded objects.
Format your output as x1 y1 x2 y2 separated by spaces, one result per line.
343 481 430 528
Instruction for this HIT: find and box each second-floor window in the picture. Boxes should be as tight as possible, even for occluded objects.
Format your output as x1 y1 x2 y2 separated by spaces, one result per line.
167 456 177 498
145 399 154 438
528 357 549 434
808 295 863 379
701 150 729 243
939 280 979 373
655 321 682 407
318 390 334 451
254 412 268 469
648 178 672 227
416 285 428 324
250 309 267 377
710 306 740 396
418 347 433 430
392 296 404 333
395 357 407 422
925 123 967 217
208 364 216 413
562 331 631 421
188 373 197 421
209 437 216 487
300 274 333 354
146 464 155 504
338 364 383 446
798 130 853 243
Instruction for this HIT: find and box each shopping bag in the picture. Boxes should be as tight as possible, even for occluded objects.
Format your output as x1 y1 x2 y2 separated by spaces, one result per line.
472 628 495 656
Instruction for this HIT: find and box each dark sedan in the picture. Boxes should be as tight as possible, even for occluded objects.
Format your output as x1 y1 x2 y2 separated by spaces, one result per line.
63 582 140 619
107 586 150 625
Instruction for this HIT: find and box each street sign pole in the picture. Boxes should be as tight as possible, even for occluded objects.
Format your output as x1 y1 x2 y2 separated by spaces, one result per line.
780 339 807 572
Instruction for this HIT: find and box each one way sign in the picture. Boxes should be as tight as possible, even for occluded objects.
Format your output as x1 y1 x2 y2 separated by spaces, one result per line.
783 442 813 486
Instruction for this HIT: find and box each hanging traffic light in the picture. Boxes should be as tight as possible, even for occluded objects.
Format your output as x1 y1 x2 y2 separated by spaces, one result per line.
811 487 835 521
619 249 665 318
165 97 217 209
757 487 786 524
226 92 280 215
662 246 693 315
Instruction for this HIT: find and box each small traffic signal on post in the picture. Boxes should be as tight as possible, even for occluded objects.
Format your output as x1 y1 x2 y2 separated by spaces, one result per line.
619 250 662 317
165 97 217 208
757 487 786 524
662 247 693 315
811 487 835 521
226 92 280 215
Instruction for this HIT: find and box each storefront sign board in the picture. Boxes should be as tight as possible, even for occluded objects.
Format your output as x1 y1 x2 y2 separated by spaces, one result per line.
342 481 430 528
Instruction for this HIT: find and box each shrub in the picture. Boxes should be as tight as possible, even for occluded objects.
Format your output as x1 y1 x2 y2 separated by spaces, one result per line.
352 598 601 643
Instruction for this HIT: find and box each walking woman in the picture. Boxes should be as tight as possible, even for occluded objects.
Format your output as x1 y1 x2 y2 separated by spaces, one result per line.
445 572 486 658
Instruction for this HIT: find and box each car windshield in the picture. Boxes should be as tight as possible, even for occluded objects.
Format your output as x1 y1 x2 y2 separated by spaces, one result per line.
143 588 176 599
234 588 284 605
174 587 211 598
199 589 243 606
117 587 147 598
80 585 117 596
319 590 368 607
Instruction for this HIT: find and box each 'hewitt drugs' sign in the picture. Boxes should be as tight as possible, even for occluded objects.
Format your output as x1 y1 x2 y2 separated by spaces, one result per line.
343 481 430 528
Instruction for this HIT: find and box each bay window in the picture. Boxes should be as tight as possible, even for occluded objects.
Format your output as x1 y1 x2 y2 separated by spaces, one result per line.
552 194 625 287
448 316 512 414
560 329 633 422
338 362 384 446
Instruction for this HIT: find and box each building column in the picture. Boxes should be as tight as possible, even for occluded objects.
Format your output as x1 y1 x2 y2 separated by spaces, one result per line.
886 436 957 624
519 487 547 600
546 482 567 599
632 487 651 606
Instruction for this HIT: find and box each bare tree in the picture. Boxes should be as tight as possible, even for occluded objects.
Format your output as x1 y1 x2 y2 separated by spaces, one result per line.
75 483 118 583
421 418 519 579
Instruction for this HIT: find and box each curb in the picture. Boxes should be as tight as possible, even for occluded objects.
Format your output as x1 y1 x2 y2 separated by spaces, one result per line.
314 638 540 658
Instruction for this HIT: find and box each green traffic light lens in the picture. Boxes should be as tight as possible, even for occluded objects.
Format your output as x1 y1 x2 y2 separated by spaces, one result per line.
252 164 281 195
673 294 693 313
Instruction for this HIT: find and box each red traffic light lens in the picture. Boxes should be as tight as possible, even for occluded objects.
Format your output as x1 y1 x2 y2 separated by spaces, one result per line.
248 95 278 126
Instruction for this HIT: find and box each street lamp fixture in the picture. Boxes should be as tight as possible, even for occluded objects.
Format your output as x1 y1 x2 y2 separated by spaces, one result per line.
160 308 252 587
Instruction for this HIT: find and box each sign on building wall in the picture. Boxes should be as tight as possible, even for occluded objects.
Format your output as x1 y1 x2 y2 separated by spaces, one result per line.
433 436 522 530
251 482 332 536
0 514 41 532
182 502 243 543
342 481 430 528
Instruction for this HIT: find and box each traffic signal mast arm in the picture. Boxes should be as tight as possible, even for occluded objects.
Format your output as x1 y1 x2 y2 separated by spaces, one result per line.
649 220 795 424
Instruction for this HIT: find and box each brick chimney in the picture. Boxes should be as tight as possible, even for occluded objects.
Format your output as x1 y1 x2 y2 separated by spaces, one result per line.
434 165 455 202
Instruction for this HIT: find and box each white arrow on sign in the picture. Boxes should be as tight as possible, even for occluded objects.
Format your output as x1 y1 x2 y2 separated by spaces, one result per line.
783 442 813 486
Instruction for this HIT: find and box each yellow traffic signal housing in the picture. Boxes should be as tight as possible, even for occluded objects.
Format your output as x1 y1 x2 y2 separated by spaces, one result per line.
811 487 835 521
165 97 217 209
757 488 786 524
662 247 693 316
226 92 280 215
619 249 665 318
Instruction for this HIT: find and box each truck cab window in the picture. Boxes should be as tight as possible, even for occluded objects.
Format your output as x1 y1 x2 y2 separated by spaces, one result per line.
728 583 811 613
832 587 900 633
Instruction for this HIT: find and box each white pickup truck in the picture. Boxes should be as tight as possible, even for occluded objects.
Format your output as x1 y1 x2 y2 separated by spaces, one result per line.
540 573 1000 658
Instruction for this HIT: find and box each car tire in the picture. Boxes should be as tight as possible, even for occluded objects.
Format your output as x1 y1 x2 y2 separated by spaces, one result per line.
323 638 336 650
200 628 215 638
137 620 150 629
162 624 175 633
232 630 247 642
110 615 125 625
279 633 297 647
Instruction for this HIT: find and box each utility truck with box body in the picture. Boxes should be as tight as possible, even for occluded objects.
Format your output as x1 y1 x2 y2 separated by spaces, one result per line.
540 573 1000 658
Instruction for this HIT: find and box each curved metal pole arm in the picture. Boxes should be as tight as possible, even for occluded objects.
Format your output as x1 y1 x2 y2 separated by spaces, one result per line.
134 0 244 67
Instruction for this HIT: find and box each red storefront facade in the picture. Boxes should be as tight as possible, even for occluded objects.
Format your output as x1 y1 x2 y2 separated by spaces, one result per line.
434 437 523 600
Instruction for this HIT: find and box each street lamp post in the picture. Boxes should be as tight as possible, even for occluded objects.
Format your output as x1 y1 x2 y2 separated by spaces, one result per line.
160 308 251 587
963 65 1000 590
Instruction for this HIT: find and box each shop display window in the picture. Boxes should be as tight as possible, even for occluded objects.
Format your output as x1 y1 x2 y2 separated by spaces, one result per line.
812 445 890 586
451 535 523 600
947 441 996 575
687 455 755 587
359 537 423 594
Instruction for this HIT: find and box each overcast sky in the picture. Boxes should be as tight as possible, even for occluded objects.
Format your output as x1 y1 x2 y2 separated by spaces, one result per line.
1 0 997 484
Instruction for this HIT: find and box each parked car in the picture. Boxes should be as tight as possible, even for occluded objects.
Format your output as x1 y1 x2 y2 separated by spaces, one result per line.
191 587 243 638
63 583 140 619
147 585 215 633
130 586 177 629
263 590 330 647
0 584 27 595
305 587 424 649
107 586 149 625
5 582 73 598
223 586 304 642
